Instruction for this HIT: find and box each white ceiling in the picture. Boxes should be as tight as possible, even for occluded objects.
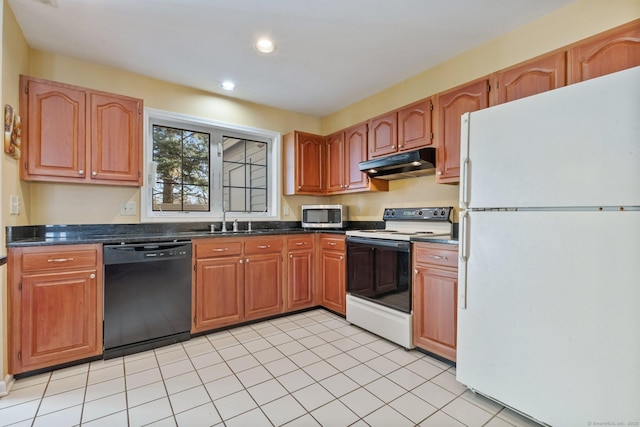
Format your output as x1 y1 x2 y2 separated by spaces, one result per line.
9 0 575 117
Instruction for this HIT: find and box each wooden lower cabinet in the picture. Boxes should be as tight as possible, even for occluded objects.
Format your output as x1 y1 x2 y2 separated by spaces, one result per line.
244 252 283 320
286 235 315 311
412 242 458 362
192 236 284 333
319 235 346 315
8 244 103 374
194 255 244 331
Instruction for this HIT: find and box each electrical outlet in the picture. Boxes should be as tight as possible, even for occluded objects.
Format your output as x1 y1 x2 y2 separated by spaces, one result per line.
120 202 136 216
284 206 290 216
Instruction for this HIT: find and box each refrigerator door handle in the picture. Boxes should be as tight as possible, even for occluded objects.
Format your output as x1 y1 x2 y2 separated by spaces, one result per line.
459 210 469 310
460 113 471 209
461 157 470 208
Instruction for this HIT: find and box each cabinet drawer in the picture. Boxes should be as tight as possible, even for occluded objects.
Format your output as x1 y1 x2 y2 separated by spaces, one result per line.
195 240 242 258
245 236 283 255
319 235 345 251
414 243 458 268
287 235 314 251
21 248 98 272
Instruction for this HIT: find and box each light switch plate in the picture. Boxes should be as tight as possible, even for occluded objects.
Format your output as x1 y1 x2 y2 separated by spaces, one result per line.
10 195 20 215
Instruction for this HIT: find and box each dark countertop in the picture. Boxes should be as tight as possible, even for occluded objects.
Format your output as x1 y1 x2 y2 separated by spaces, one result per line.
0 255 6 266
6 220 458 248
411 235 459 245
4 221 375 248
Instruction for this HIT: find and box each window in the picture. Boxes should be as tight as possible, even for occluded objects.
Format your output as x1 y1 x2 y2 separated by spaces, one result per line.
143 108 280 222
223 137 268 213
152 125 210 212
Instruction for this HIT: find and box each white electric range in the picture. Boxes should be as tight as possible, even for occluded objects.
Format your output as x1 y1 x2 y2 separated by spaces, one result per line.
345 207 453 349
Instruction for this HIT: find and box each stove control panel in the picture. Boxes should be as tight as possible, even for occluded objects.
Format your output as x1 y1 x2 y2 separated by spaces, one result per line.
382 207 452 221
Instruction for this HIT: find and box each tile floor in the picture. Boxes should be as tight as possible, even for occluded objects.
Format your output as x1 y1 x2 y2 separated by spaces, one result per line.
0 309 543 427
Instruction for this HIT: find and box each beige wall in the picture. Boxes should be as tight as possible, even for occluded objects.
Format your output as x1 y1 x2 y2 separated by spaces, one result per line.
323 0 640 221
25 51 325 225
1 0 30 386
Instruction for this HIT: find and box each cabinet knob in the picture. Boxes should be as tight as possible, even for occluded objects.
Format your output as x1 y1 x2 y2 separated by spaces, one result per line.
339 256 343 260
290 254 293 258
436 170 442 176
239 260 243 264
391 145 396 149
92 171 97 176
246 259 250 263
414 269 418 274
89 273 96 279
78 170 84 175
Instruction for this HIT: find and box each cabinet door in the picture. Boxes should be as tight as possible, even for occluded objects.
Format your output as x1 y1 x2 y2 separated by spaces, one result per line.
320 249 346 315
344 123 370 191
90 92 142 184
413 265 458 361
193 257 244 332
368 112 397 158
296 132 325 193
493 51 566 105
398 99 432 151
22 78 86 180
287 250 315 311
435 78 489 183
245 253 283 319
17 269 101 372
325 131 345 193
569 21 640 83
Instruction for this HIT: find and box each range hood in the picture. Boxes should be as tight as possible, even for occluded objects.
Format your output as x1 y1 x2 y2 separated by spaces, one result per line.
359 147 436 180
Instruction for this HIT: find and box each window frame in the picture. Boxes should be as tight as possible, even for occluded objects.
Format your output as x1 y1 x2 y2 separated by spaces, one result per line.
142 108 281 223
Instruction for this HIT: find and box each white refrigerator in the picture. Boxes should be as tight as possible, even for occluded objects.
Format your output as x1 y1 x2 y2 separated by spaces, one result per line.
457 66 640 426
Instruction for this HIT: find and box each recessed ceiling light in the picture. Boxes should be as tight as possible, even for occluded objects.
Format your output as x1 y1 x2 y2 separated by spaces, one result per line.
255 38 276 53
220 81 235 91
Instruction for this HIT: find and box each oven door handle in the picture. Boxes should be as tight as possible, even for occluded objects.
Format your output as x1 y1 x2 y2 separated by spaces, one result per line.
346 236 410 251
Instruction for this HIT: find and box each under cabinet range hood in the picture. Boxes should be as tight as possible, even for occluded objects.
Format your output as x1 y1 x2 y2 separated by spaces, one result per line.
359 147 436 180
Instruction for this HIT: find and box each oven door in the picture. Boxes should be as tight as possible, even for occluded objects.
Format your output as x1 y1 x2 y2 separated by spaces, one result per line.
346 236 411 313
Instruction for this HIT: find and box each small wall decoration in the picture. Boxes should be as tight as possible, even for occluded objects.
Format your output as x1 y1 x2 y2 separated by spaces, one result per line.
4 104 21 159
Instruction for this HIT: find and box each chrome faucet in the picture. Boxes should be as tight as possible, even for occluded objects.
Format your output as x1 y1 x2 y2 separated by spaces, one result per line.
232 219 238 232
247 219 252 232
221 209 227 232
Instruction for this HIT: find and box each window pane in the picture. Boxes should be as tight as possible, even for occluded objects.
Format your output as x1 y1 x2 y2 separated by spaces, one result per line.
152 125 210 212
222 136 268 212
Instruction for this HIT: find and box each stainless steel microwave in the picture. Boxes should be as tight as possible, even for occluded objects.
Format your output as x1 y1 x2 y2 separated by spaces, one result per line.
301 204 347 229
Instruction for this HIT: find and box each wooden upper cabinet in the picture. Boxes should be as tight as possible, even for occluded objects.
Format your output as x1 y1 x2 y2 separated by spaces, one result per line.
492 51 566 105
368 99 432 159
397 99 432 151
20 75 143 186
283 131 324 195
344 123 371 191
435 78 489 183
569 20 640 84
368 112 397 158
23 78 86 180
90 92 142 183
325 131 345 193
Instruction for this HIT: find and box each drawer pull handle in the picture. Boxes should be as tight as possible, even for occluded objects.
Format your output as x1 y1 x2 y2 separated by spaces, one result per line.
295 242 306 246
428 255 447 260
257 245 271 249
212 248 229 252
48 258 74 263
327 242 336 246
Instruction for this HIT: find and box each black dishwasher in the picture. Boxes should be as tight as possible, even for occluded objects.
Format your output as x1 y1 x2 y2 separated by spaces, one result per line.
103 241 192 359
